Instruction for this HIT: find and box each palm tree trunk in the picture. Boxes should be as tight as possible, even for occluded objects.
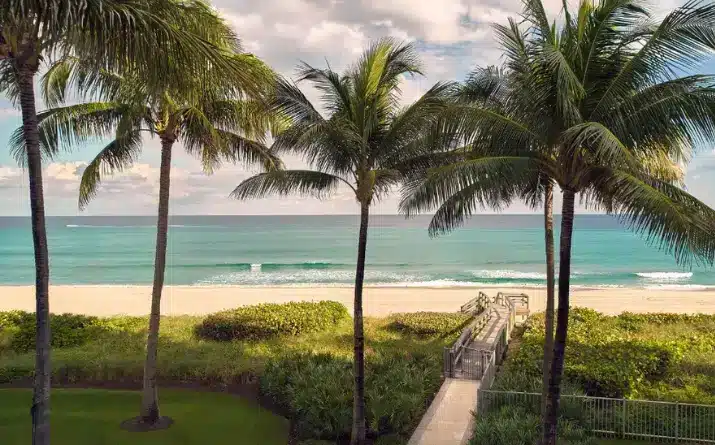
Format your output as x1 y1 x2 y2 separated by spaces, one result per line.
541 182 555 421
18 66 52 445
542 189 576 445
140 137 173 423
350 202 370 445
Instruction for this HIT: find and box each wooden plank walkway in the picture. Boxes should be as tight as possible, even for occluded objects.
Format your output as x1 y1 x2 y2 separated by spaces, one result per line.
408 305 511 445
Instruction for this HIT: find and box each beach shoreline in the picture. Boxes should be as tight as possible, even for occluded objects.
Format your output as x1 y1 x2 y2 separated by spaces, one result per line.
2 284 715 317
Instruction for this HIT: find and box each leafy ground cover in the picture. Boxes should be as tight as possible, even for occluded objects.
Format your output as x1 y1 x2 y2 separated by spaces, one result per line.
471 308 715 445
0 303 467 443
0 388 289 445
494 308 715 403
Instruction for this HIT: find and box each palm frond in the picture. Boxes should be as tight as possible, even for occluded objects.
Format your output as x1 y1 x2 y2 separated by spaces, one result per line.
296 63 354 118
399 156 538 218
9 102 140 166
604 75 715 151
590 0 715 120
458 66 511 107
230 170 353 200
211 130 282 173
79 130 143 209
587 167 715 265
376 81 457 167
562 121 638 169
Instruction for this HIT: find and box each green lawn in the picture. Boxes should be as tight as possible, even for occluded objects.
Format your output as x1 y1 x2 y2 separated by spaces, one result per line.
0 388 289 445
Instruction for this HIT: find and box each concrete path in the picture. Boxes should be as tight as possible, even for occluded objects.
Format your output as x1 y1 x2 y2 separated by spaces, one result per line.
408 305 511 445
407 378 481 445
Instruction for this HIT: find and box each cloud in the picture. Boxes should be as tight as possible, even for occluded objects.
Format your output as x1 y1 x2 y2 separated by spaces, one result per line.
0 0 707 216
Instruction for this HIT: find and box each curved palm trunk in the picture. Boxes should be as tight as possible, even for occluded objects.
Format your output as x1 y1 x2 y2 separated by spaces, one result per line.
18 67 52 445
350 202 369 445
541 182 555 422
140 138 173 423
542 189 576 445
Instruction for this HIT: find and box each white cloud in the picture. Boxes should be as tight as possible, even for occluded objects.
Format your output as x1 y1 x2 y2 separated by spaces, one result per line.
0 0 707 216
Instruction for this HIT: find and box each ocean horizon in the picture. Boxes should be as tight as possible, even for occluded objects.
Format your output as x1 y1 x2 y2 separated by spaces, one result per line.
0 214 712 289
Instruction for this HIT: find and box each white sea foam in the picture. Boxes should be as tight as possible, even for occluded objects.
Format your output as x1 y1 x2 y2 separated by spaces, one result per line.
636 272 693 281
250 263 262 272
471 269 547 280
194 269 432 286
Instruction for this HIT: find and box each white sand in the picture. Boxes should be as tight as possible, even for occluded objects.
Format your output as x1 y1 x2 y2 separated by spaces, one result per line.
1 285 714 316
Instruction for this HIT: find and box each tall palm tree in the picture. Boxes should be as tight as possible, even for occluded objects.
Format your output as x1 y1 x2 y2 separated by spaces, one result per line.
231 39 453 445
0 0 248 441
10 50 279 428
439 64 558 415
401 1 715 443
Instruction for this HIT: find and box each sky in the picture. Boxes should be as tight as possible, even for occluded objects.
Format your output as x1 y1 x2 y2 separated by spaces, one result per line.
0 0 714 216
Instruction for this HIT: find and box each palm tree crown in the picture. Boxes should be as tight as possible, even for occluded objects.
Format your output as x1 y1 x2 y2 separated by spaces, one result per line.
404 0 715 264
10 54 280 208
232 39 455 206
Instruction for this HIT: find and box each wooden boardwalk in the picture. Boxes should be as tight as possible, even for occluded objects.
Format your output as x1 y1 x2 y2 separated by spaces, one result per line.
408 303 514 445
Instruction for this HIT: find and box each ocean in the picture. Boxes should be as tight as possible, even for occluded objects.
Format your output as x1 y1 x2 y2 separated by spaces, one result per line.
0 215 712 289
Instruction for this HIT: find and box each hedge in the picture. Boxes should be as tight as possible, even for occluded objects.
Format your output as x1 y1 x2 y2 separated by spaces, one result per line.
495 308 715 402
195 301 349 341
386 312 471 338
260 351 442 441
0 311 145 354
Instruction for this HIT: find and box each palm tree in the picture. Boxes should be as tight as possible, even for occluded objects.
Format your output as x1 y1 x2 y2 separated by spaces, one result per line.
10 49 279 428
231 38 453 445
401 1 715 443
440 64 558 416
0 0 249 441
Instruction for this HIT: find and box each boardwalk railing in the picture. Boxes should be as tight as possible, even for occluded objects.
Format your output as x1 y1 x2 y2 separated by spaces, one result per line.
444 299 495 379
477 390 715 443
445 292 525 381
461 291 490 314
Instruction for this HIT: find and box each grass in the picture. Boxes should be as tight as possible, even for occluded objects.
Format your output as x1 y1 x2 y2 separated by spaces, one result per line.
0 310 457 444
0 315 451 385
0 388 288 445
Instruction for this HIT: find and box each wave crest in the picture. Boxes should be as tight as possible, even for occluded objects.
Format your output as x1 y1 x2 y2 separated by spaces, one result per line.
471 269 546 280
636 272 692 281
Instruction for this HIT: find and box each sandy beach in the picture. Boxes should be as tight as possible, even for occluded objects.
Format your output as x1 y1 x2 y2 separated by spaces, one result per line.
1 285 714 316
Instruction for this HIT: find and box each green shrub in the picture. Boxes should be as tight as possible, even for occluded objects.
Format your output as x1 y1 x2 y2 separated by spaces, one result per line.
0 311 115 353
387 312 470 338
495 308 714 402
195 301 349 341
260 351 441 441
470 406 595 445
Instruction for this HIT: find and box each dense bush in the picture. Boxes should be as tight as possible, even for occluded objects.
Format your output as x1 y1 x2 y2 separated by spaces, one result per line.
260 351 442 441
387 312 471 338
195 301 349 341
0 311 135 353
470 406 595 445
495 308 715 402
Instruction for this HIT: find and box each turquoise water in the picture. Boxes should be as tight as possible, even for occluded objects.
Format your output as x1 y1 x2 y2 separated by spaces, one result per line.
0 215 713 288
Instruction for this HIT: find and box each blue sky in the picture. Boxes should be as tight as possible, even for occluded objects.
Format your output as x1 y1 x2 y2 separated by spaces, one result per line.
1 0 714 215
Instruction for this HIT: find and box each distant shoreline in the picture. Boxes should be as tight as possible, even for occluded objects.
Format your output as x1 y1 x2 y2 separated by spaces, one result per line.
2 285 715 317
